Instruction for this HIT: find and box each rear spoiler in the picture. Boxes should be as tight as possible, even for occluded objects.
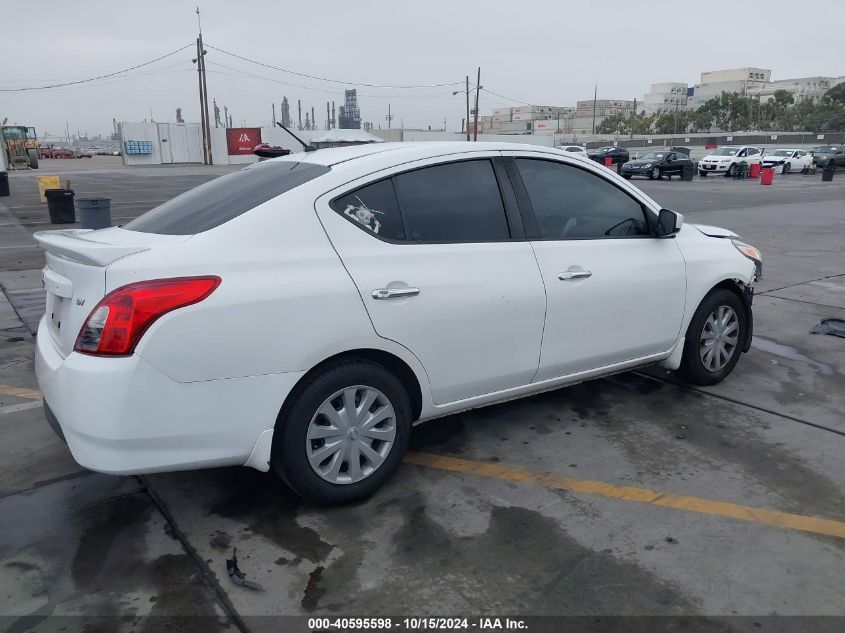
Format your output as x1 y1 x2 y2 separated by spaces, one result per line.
33 230 151 267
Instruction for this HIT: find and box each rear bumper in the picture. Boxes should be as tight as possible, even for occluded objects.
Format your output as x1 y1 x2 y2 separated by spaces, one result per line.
35 315 302 475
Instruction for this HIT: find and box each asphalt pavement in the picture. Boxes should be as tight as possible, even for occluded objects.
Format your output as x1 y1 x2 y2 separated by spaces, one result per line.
0 157 843 632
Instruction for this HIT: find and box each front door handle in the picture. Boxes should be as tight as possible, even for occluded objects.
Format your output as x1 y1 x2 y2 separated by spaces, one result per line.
372 287 420 300
558 270 592 281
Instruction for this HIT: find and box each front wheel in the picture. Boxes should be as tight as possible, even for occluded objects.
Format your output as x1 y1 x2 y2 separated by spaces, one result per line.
699 171 708 177
27 149 39 169
782 162 790 174
622 174 632 179
676 289 746 386
272 359 412 505
649 167 660 180
725 164 737 177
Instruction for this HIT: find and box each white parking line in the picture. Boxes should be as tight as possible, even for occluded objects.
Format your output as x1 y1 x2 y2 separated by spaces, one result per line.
0 401 43 415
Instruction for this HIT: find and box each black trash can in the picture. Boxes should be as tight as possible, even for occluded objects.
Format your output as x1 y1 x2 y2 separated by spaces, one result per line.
682 163 695 181
44 189 76 224
822 164 835 182
0 171 9 197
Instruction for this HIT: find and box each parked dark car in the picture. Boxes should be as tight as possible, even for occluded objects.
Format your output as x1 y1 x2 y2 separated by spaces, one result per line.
812 145 845 168
621 150 693 180
587 146 630 165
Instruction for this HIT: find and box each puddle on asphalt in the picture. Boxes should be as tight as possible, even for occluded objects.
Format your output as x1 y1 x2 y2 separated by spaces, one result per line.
750 336 834 375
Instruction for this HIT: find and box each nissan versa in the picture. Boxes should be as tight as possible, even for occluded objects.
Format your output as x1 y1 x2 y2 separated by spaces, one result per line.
34 142 762 504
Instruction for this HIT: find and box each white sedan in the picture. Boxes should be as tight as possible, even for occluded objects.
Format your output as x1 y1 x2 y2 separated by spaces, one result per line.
761 148 813 174
555 145 590 160
698 146 763 176
34 142 762 504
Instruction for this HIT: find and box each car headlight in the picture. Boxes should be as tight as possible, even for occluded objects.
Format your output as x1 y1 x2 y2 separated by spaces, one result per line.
732 239 763 277
643 163 652 168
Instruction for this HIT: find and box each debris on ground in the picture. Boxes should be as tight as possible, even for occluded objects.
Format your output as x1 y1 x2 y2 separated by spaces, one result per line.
810 318 845 338
226 547 264 591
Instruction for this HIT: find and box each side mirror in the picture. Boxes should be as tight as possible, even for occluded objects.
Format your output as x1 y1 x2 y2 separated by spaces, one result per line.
656 209 683 238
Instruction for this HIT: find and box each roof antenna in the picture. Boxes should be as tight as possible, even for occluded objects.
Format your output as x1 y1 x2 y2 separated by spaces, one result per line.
276 122 317 152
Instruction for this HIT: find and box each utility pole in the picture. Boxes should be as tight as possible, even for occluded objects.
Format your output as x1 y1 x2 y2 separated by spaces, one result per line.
326 102 330 130
473 67 481 141
386 104 393 130
331 101 336 129
298 100 302 130
465 76 470 140
591 84 597 135
194 38 206 163
193 7 212 164
272 103 276 127
311 107 315 132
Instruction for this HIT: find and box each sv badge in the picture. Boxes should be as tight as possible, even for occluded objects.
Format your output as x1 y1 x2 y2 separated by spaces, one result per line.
75 298 86 306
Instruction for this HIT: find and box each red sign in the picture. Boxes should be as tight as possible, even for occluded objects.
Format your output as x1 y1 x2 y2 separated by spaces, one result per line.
226 128 262 155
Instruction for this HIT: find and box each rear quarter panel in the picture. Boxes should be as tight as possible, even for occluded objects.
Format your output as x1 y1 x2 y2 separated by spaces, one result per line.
106 182 425 385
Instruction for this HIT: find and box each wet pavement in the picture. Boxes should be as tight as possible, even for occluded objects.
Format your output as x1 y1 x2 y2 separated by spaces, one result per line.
0 159 843 631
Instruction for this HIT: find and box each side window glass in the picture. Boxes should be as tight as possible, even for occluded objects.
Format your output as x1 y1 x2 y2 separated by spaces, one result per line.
331 178 406 240
393 160 510 242
738 149 747 157
515 158 650 240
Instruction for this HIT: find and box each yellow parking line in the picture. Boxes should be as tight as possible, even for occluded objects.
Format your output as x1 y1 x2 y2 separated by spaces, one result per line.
0 384 43 401
404 452 845 540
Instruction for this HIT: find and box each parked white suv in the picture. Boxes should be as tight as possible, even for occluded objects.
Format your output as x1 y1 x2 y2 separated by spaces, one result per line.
34 142 762 504
698 146 763 176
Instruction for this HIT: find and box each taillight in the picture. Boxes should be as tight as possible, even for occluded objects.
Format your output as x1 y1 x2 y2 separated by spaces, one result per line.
74 276 221 356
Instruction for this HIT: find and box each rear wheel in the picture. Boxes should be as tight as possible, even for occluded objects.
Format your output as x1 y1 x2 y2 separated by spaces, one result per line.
27 149 39 169
272 359 412 505
676 289 746 386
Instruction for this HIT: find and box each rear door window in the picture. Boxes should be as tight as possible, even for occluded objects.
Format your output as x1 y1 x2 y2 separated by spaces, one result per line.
393 160 510 242
125 160 330 235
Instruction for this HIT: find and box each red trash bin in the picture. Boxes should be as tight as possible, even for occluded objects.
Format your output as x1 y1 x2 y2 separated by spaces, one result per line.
760 167 774 185
603 156 613 167
749 163 761 178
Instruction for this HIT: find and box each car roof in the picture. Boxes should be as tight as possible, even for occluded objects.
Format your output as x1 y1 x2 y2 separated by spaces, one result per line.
269 141 582 167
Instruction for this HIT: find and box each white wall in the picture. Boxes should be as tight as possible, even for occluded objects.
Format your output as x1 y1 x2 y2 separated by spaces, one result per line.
121 122 307 166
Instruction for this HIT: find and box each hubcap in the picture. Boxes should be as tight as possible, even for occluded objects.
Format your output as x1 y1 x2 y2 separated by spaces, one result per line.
699 305 739 372
306 386 396 485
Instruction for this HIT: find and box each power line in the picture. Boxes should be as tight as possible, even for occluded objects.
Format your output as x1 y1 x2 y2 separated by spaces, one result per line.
480 87 540 107
0 43 194 91
204 43 463 89
205 61 456 100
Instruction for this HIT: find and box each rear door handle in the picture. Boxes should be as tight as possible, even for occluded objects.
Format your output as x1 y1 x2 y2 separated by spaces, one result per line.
558 270 592 281
372 287 420 300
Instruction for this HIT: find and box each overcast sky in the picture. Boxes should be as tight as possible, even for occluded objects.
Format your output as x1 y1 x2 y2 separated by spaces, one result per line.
2 0 843 138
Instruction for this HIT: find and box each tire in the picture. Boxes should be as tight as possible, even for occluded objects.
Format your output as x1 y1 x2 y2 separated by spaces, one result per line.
27 149 39 169
699 171 707 177
725 164 737 177
622 174 632 180
649 167 660 180
271 359 412 505
676 288 747 386
782 162 790 174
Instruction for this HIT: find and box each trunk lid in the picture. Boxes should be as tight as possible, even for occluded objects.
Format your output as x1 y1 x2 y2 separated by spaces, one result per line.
34 228 190 357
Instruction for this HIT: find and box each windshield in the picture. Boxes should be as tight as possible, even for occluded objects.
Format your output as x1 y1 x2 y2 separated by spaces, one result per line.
639 152 666 160
813 146 839 153
125 160 330 235
771 150 793 156
712 148 739 156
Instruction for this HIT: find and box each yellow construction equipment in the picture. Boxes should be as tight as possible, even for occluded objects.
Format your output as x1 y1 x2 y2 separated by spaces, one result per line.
2 125 40 169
